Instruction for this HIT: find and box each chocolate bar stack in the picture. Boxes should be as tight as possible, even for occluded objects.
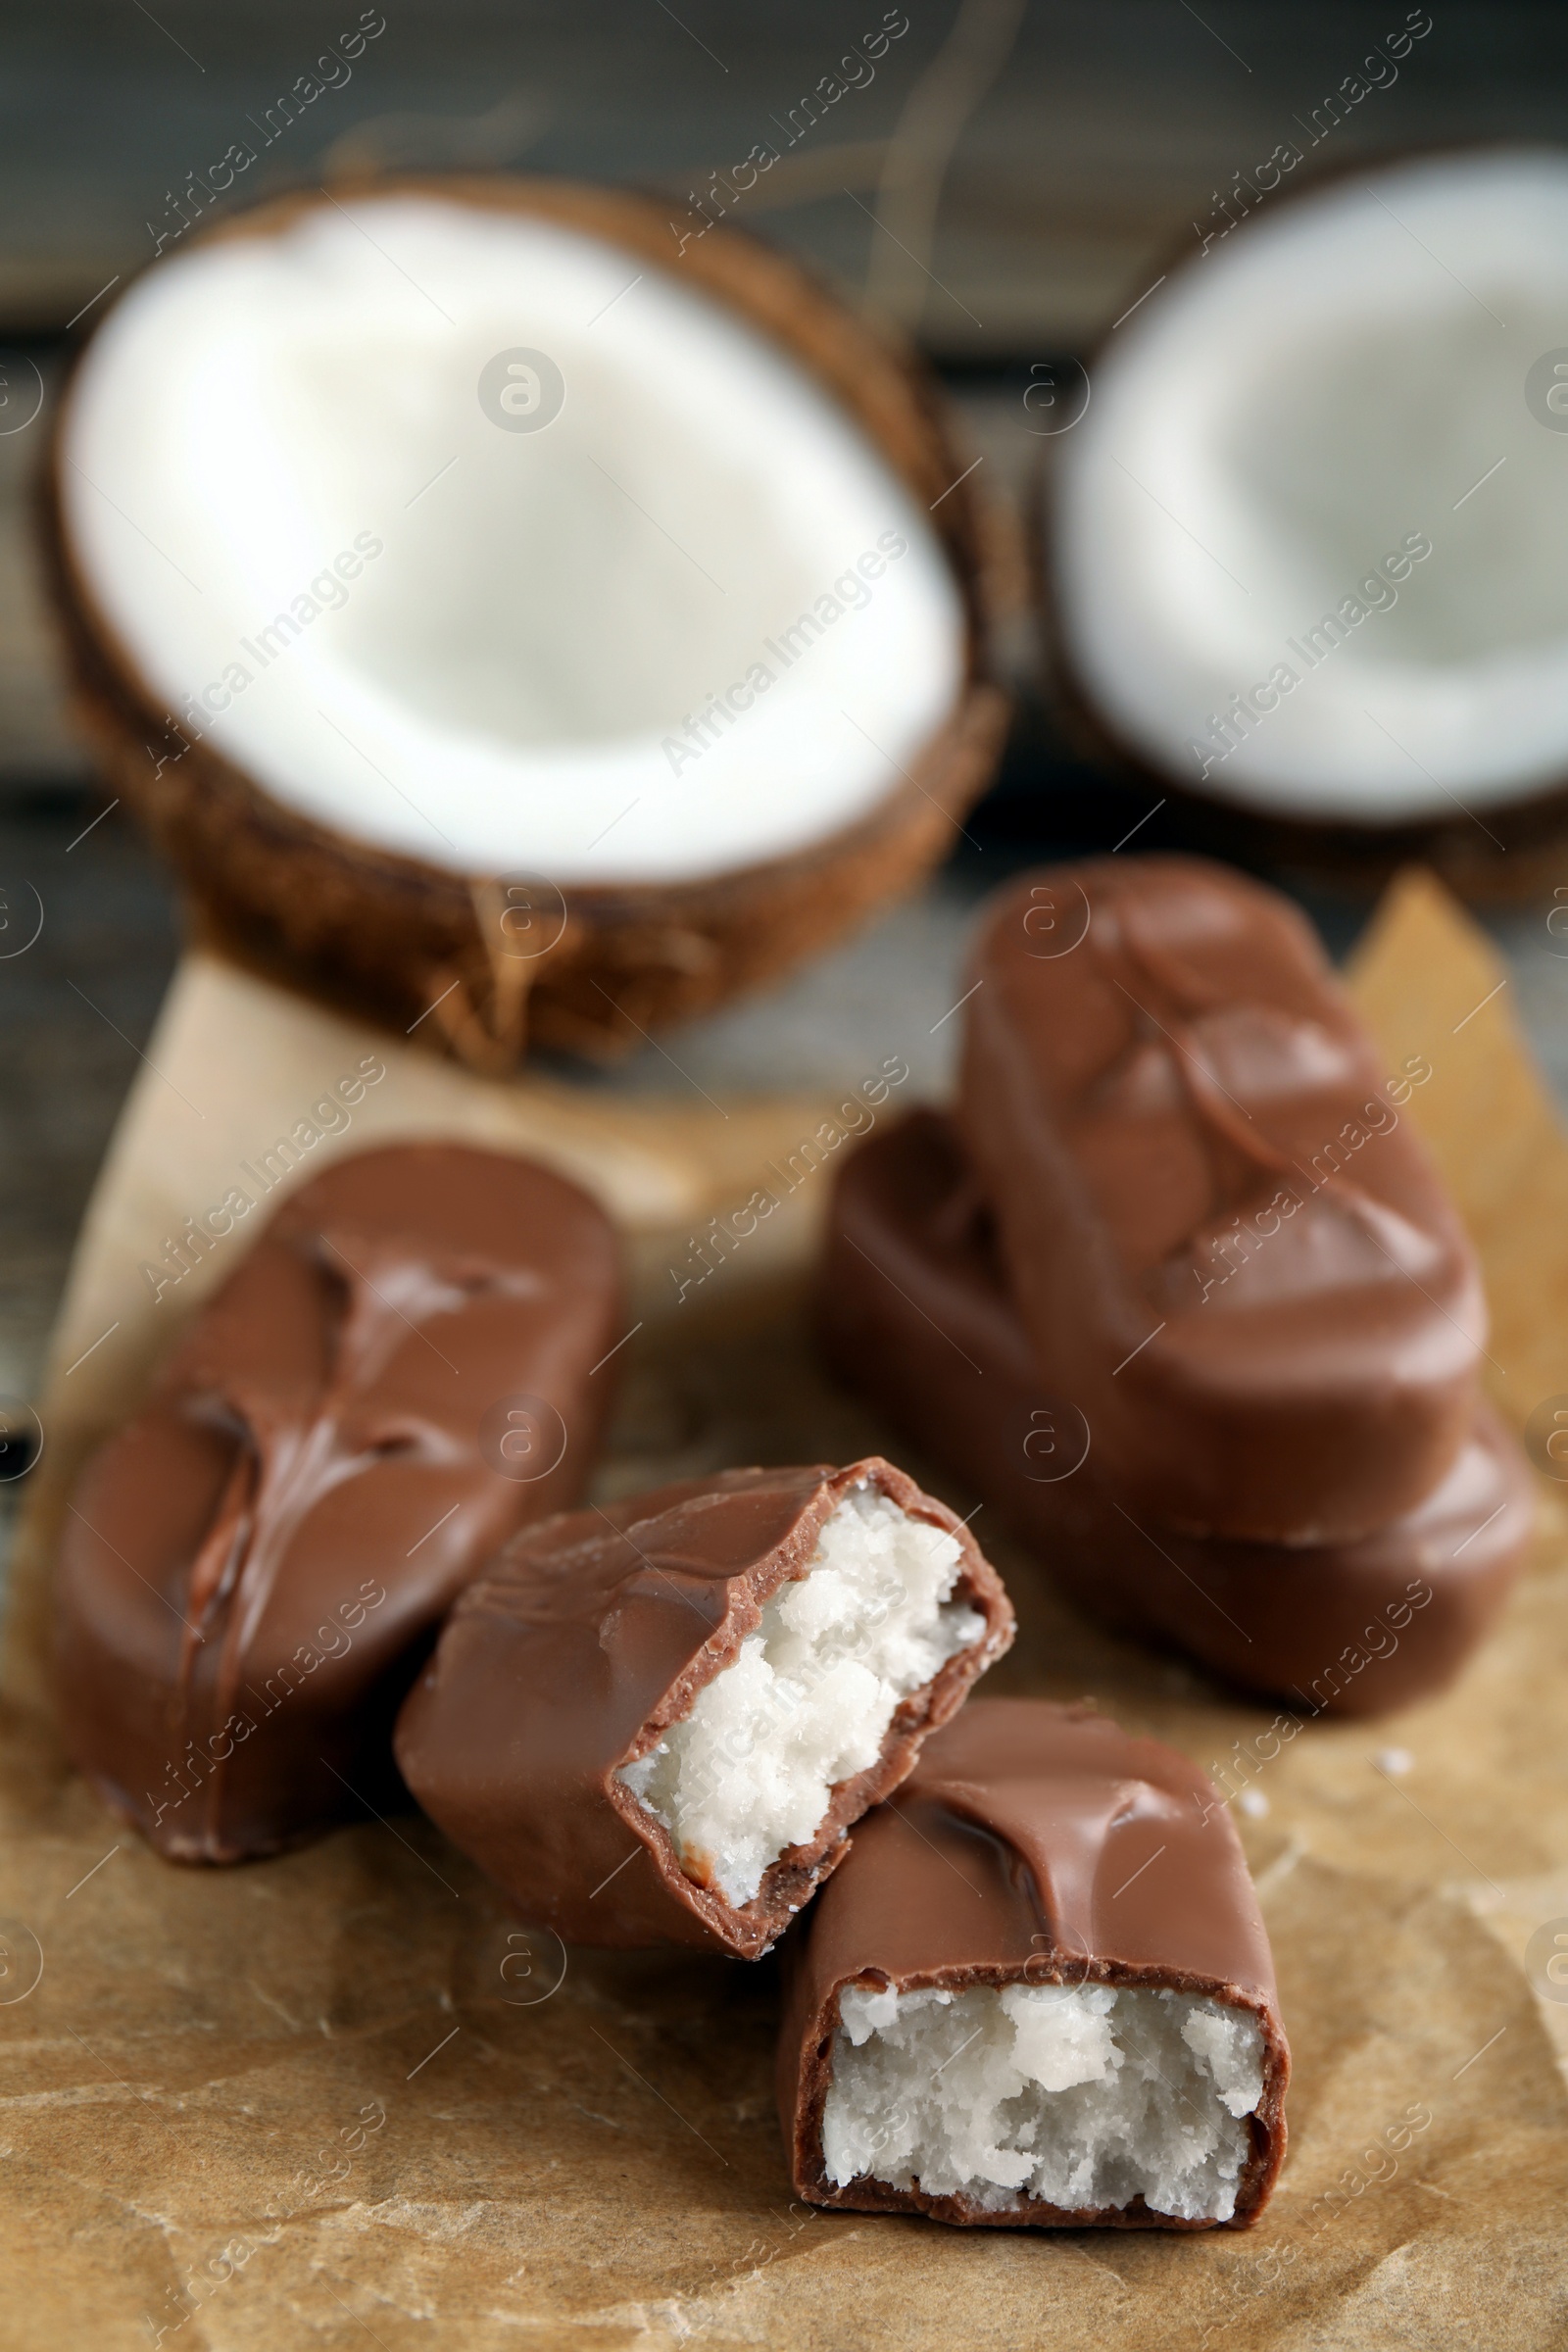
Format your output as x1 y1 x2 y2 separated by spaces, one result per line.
820 856 1532 1716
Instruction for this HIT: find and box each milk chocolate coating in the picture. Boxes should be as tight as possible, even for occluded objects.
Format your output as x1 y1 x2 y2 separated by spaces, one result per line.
394 1457 1014 1959
819 1110 1529 1716
779 1696 1290 2228
959 857 1486 1543
56 1143 623 1862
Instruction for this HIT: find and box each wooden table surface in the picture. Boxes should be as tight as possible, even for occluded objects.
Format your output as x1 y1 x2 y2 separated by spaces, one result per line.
1 1 1562 350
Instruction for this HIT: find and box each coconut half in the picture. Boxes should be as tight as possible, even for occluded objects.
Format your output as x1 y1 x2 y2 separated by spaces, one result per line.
46 177 1004 1063
1046 146 1568 892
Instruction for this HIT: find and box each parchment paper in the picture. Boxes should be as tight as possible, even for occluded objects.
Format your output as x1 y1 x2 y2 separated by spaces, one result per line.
6 871 1568 2351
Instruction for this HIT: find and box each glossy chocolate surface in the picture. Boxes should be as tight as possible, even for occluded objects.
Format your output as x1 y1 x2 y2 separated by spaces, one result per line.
779 1696 1290 2228
819 1109 1529 1715
56 1143 623 1861
394 1457 1014 1958
959 858 1485 1542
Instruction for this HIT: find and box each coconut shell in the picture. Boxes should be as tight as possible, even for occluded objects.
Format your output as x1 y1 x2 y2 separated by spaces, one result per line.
1035 143 1568 905
41 174 1007 1068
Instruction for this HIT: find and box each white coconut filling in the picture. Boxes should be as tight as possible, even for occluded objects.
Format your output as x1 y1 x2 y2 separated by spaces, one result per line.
1055 149 1568 819
822 1981 1265 2222
617 1487 984 1908
61 196 963 882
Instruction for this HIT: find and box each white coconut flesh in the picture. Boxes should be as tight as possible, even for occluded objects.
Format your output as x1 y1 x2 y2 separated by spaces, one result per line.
617 1484 985 1909
822 1980 1265 2222
1054 148 1568 823
59 195 965 883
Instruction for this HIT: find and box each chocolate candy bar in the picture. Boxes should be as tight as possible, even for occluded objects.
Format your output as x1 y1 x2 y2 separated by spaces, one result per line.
959 857 1485 1543
394 1458 1013 1958
819 1110 1529 1715
778 1696 1290 2228
56 1143 623 1862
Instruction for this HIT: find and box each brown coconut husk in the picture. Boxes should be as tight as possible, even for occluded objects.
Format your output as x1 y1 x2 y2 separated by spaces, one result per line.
41 174 1008 1068
1034 142 1565 905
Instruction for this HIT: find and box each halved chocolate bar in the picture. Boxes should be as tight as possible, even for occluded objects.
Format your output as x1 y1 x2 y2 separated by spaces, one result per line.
959 857 1485 1543
818 1108 1529 1714
394 1458 1013 1957
779 1697 1290 2228
55 1143 623 1861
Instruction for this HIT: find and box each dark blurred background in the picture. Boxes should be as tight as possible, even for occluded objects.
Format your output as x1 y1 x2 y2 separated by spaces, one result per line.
7 3 1564 350
3 0 1566 1406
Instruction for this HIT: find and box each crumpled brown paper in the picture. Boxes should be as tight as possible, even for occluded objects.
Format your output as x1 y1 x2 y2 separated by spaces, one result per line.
5 872 1568 2351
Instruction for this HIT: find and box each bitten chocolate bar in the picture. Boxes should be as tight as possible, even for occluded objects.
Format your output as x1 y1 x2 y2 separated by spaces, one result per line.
819 1109 1529 1715
56 1143 622 1862
779 1697 1290 2229
394 1458 1013 1958
959 857 1485 1544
